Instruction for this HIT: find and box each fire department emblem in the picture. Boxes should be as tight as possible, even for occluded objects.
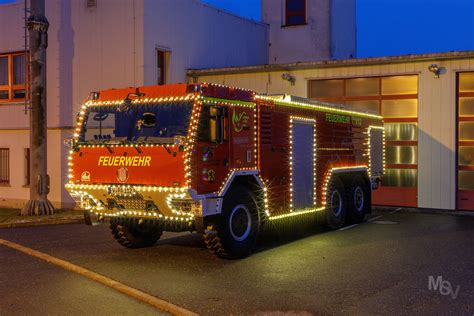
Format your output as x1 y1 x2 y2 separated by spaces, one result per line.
116 167 129 183
81 171 91 182
232 111 249 132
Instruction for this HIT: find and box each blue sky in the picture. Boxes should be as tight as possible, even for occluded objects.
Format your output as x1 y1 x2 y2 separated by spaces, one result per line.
203 0 474 57
2 0 473 57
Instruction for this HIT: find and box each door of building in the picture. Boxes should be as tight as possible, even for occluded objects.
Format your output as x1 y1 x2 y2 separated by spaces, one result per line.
308 75 419 207
457 72 474 211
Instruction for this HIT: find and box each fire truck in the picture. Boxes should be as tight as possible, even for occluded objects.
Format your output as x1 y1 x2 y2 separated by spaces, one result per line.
65 83 384 258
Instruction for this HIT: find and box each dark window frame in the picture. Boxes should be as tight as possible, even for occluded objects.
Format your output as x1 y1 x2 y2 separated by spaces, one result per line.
285 0 306 26
157 50 167 85
0 148 10 185
0 52 28 103
24 148 30 186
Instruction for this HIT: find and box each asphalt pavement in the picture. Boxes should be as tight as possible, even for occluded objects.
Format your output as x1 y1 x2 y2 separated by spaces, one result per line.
1 209 473 315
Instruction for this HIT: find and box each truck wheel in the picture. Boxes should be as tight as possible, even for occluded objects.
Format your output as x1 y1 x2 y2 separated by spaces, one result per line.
110 218 162 249
323 176 347 229
204 186 260 259
347 175 371 223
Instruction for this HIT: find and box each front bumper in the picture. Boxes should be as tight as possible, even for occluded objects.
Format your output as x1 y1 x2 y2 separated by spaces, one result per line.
66 183 199 221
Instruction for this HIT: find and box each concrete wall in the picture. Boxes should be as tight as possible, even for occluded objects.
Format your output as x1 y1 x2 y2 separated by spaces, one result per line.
261 0 355 64
69 0 145 124
0 0 144 208
143 0 268 85
0 129 69 209
0 1 29 129
330 0 356 59
193 57 474 210
0 0 268 208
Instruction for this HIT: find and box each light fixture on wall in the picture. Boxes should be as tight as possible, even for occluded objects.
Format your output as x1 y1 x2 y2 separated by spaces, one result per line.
282 73 296 85
428 64 443 79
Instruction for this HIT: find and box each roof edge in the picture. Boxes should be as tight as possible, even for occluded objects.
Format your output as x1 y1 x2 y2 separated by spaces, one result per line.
187 50 474 77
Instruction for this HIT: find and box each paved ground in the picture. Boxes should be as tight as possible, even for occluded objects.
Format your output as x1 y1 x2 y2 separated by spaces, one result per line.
1 209 473 315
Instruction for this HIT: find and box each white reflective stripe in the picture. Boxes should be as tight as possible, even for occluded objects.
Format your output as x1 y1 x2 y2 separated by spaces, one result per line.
331 167 368 174
218 169 259 196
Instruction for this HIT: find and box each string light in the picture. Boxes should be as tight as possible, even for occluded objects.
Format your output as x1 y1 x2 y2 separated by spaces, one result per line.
66 83 384 229
257 95 383 119
321 166 369 206
366 125 386 177
288 116 317 211
268 207 324 221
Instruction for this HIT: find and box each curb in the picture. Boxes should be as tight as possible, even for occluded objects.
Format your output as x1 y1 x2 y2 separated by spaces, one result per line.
374 206 474 218
0 238 199 316
0 217 84 228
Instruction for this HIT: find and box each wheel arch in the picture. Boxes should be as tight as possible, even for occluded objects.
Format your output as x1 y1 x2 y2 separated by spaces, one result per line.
323 166 370 206
217 170 265 217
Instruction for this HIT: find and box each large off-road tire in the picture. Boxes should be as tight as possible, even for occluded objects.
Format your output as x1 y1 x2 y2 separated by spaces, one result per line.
347 175 371 224
323 176 347 230
110 218 162 249
203 186 260 259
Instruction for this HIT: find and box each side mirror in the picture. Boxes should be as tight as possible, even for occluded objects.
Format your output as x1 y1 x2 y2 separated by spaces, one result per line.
64 137 74 148
93 113 109 121
117 98 131 112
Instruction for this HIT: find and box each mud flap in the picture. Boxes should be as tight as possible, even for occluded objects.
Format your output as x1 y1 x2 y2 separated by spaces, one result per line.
84 210 103 226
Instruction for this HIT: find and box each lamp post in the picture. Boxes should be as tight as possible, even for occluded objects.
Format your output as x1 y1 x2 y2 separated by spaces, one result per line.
21 0 55 215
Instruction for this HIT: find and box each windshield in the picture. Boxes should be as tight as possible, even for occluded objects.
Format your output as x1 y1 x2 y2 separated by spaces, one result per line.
79 101 193 144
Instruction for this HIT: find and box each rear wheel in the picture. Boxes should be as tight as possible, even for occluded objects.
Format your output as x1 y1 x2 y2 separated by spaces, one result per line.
204 186 260 259
110 218 162 249
347 175 371 223
323 176 347 230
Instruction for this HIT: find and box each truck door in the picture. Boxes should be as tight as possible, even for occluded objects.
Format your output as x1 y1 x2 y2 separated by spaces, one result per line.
193 104 230 194
291 119 315 209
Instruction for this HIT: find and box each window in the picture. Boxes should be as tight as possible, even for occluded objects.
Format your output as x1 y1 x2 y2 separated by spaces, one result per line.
0 148 9 184
0 52 28 103
157 50 167 85
24 148 30 186
285 0 306 26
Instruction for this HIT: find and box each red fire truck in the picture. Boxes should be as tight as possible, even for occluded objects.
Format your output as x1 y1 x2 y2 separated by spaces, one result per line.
65 83 384 258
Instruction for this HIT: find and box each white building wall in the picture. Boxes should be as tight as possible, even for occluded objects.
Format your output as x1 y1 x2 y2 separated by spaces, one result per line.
193 57 474 210
261 0 355 64
0 1 29 129
0 130 65 208
143 0 268 85
69 0 145 125
0 0 268 209
0 0 145 208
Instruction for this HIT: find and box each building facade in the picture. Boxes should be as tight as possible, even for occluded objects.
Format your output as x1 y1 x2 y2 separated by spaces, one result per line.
1 0 471 212
188 51 474 211
0 0 268 208
262 0 356 63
